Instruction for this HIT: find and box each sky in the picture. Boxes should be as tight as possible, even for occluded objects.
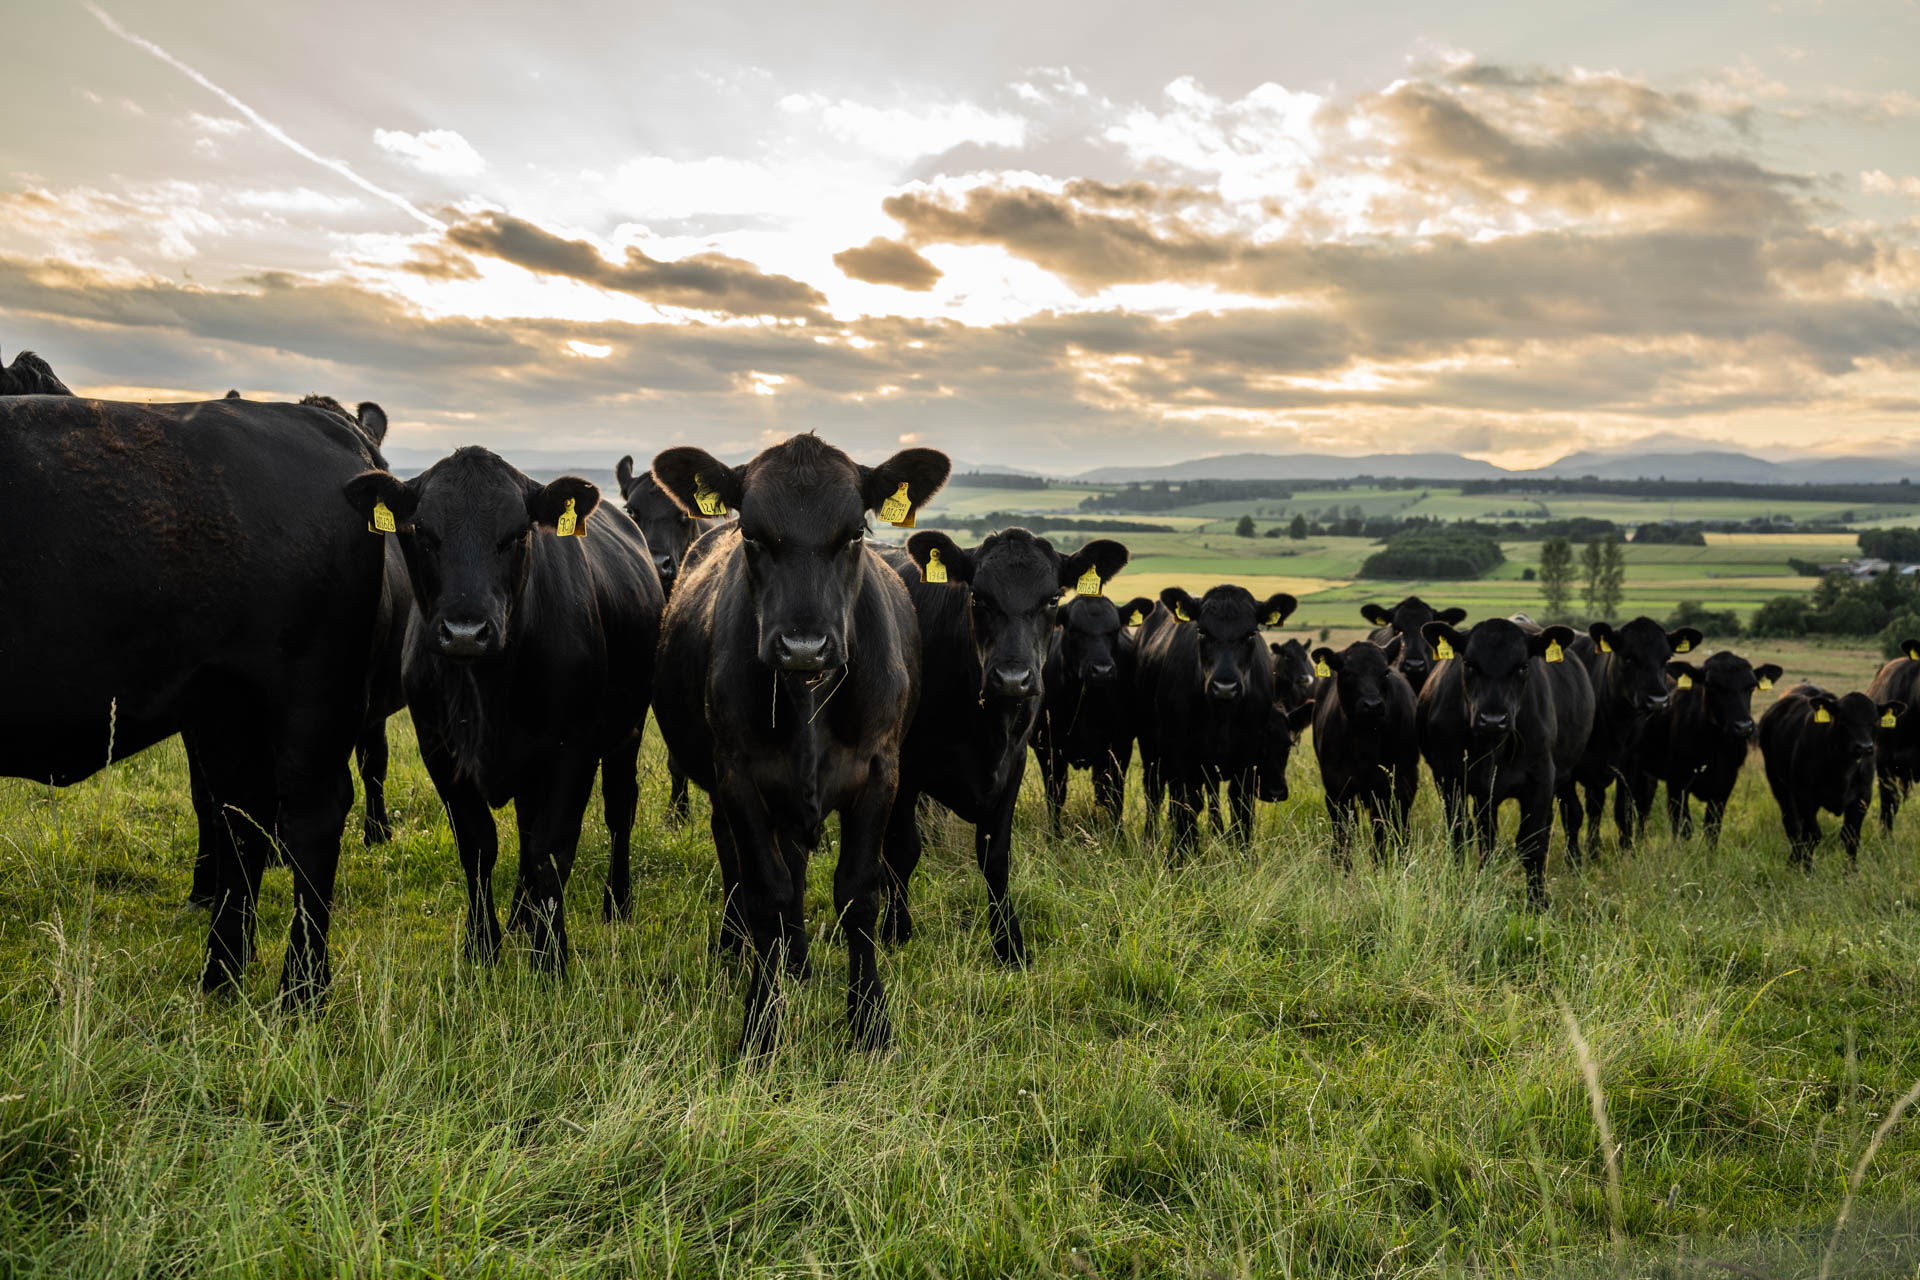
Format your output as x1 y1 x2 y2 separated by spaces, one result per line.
2 0 1918 473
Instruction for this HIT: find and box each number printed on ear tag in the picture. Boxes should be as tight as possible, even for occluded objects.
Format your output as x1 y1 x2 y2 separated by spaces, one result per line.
924 547 948 584
555 497 578 537
1545 640 1564 663
880 482 914 527
1674 638 1692 653
1315 659 1331 678
1128 609 1145 626
1883 710 1899 729
693 475 727 517
370 500 396 534
1076 567 1102 597
1434 638 1454 661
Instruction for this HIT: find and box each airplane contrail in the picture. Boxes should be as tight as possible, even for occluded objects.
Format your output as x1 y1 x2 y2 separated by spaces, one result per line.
84 3 446 231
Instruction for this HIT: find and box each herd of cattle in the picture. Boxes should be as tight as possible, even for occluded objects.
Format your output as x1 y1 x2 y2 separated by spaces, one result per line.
2 349 1917 1056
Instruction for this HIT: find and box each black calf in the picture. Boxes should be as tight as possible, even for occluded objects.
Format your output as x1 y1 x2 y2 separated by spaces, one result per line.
1310 637 1418 861
1361 596 1466 693
1868 640 1920 832
1632 651 1781 847
1759 683 1908 868
1567 618 1703 859
1033 592 1156 830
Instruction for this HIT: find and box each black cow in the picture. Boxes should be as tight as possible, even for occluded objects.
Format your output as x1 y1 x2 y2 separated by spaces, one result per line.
183 395 412 915
1033 591 1156 831
0 347 73 396
649 434 948 1054
1310 637 1418 862
1758 683 1908 868
1868 640 1920 832
1628 651 1782 847
1361 597 1466 693
1269 637 1317 712
882 531 1130 963
1417 619 1594 904
2 394 388 1001
614 453 725 823
1567 618 1704 859
1135 586 1302 855
344 447 663 971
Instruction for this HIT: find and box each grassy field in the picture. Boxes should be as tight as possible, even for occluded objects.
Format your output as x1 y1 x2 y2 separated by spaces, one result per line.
4 508 1918 1276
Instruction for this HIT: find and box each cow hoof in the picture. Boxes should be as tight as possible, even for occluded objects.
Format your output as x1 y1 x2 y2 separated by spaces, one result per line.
602 890 632 923
852 1011 894 1053
880 912 912 948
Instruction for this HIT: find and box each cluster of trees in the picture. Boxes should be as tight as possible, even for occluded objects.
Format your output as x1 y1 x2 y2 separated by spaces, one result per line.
1535 537 1625 621
1079 480 1295 512
932 512 1174 536
943 471 1055 490
1463 477 1916 503
1630 522 1708 546
1359 528 1505 579
1859 528 1920 562
1750 570 1920 656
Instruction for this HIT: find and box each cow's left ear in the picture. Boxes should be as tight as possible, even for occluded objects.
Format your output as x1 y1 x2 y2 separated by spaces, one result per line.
1880 700 1909 728
1286 700 1317 733
861 448 951 527
1423 621 1466 659
1436 606 1468 625
615 454 637 498
1059 539 1130 596
1118 596 1155 627
1380 634 1404 665
906 530 976 585
1310 647 1341 676
343 469 417 531
1666 660 1699 685
1259 592 1298 628
1754 663 1783 689
1532 625 1578 661
527 475 599 536
1901 638 1920 663
1588 621 1617 653
1667 627 1703 656
355 402 389 445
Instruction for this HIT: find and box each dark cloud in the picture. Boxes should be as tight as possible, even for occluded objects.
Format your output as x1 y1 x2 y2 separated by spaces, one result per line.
398 242 483 282
444 211 829 320
832 237 943 290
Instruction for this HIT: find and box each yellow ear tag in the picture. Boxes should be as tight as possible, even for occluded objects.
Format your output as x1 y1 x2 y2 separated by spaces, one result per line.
1128 609 1145 626
923 548 948 584
1174 604 1192 623
1882 710 1898 729
1264 610 1285 626
1545 640 1564 663
1076 567 1103 597
1815 707 1832 724
555 497 578 537
1908 647 1920 662
1314 659 1332 678
1434 638 1454 661
693 475 727 517
1598 637 1611 653
1758 677 1772 691
1674 638 1692 654
879 482 914 528
369 500 397 534
1676 673 1692 690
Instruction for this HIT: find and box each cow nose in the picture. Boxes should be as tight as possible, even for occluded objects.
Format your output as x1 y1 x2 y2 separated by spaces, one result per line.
1207 678 1242 701
1086 660 1117 683
653 554 676 579
435 618 493 658
773 632 830 671
1357 696 1385 716
988 663 1037 699
1402 659 1428 675
1474 710 1510 731
1645 692 1671 711
1732 718 1756 739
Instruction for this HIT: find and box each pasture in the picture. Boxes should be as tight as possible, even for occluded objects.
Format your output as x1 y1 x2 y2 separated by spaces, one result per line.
3 639 1916 1277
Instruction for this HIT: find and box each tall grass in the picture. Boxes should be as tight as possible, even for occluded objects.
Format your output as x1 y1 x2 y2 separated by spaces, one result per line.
1 725 1915 1276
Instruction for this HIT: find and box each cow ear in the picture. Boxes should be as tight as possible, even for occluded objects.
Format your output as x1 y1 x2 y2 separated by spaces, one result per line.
528 476 600 535
1260 593 1298 628
1119 596 1154 627
1668 627 1703 656
355 402 389 445
905 530 975 584
1755 663 1783 689
1588 621 1616 653
1810 693 1841 722
1879 699 1908 720
1436 607 1468 625
1381 634 1404 665
1532 625 1577 660
1665 659 1699 683
615 454 636 498
653 447 745 518
1287 700 1317 732
861 447 951 526
1161 587 1199 623
1311 646 1340 676
1422 621 1465 659
1360 603 1392 626
1902 638 1920 662
343 470 417 531
1060 539 1129 595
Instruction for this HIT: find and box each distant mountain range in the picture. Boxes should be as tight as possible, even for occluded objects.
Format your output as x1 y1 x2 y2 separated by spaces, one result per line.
1074 447 1920 485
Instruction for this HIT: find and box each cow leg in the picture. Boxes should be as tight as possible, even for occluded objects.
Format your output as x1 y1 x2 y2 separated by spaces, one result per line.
1093 748 1126 826
1577 780 1606 865
1324 794 1354 869
1619 768 1654 852
710 806 748 955
356 718 393 847
423 743 503 964
879 787 924 947
777 827 813 980
1700 795 1726 849
666 749 692 827
1167 775 1202 863
976 778 1028 967
1785 800 1819 870
1039 742 1069 835
193 735 277 994
513 755 596 974
600 733 643 922
1880 774 1902 835
713 778 793 1058
1840 800 1867 870
1555 778 1584 869
1517 787 1553 909
1227 772 1257 846
1667 781 1692 840
1470 794 1499 868
837 769 897 1051
1141 754 1165 846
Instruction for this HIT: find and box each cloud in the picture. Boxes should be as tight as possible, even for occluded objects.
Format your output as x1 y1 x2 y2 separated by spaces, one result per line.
373 128 486 178
778 92 1027 161
1863 169 1920 198
832 237 942 291
441 211 828 319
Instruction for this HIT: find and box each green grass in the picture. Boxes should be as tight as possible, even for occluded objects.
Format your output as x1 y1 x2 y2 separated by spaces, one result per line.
4 695 1918 1276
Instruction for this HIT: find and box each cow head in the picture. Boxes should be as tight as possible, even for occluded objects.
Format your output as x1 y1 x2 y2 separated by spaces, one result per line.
616 454 717 594
908 530 1128 701
653 435 948 673
1162 586 1296 703
1668 651 1781 741
1269 638 1317 710
1588 618 1704 715
1055 592 1155 686
1361 596 1465 691
1808 690 1905 762
344 447 596 662
1254 700 1318 802
1312 636 1404 728
1425 617 1577 740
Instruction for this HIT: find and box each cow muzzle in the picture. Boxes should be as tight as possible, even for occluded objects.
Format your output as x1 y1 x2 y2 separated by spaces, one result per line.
1081 659 1118 685
435 618 496 660
1473 710 1511 733
986 662 1038 700
1207 678 1242 702
771 631 834 672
